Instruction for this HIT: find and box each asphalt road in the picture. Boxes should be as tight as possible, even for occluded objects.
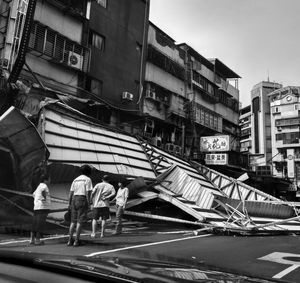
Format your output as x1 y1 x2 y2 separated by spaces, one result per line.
1 224 300 282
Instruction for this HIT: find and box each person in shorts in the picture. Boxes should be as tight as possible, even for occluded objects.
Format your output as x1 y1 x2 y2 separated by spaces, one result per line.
67 165 93 246
30 173 51 245
91 175 115 238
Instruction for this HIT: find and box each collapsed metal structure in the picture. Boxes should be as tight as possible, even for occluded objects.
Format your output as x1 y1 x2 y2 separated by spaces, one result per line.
1 102 300 235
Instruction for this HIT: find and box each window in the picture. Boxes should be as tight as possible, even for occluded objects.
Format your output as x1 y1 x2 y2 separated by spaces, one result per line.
96 0 107 8
44 29 55 57
28 21 89 72
89 32 105 51
86 77 103 96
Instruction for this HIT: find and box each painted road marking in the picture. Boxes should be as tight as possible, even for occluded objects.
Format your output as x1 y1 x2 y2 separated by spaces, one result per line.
259 252 300 279
85 233 212 257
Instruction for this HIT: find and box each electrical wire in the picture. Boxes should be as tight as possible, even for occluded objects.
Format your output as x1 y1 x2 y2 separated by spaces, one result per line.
20 69 141 112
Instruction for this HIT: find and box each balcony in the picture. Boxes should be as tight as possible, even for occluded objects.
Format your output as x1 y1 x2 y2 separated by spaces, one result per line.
275 117 300 127
28 21 90 73
46 0 87 18
147 44 185 81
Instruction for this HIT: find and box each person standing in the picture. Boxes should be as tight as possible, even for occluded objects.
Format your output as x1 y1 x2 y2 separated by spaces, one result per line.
113 182 129 235
91 175 115 238
30 173 51 245
67 165 93 247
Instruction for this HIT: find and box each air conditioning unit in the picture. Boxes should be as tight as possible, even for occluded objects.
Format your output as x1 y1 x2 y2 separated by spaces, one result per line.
122 91 133 101
146 89 156 100
67 51 83 70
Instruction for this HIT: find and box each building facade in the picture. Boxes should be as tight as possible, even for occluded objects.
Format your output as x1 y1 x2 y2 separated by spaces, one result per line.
269 86 300 188
0 0 91 116
87 0 149 126
239 105 252 157
250 81 282 171
142 22 241 163
0 0 150 124
1 1 241 165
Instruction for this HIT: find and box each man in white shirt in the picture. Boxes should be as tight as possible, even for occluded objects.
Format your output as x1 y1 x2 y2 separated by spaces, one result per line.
91 175 115 238
113 181 129 235
67 165 93 246
30 173 51 245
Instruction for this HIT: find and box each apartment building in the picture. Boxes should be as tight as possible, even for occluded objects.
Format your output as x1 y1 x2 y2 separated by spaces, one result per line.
87 0 149 126
239 105 252 154
269 86 300 187
251 81 282 170
0 0 91 115
143 22 241 162
0 0 149 124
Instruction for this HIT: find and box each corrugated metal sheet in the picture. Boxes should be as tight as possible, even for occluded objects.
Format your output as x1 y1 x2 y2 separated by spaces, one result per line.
42 104 156 180
0 106 48 192
154 148 216 191
196 163 281 202
215 195 295 219
158 165 221 209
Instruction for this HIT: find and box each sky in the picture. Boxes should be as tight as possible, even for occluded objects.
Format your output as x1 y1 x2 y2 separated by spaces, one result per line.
149 0 300 107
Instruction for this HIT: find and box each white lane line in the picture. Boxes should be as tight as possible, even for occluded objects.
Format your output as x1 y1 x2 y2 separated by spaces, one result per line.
85 233 212 257
273 265 299 279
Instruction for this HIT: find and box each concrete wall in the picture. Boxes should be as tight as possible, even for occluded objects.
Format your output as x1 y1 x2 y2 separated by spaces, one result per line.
34 1 82 43
148 25 184 66
26 53 78 89
88 0 148 110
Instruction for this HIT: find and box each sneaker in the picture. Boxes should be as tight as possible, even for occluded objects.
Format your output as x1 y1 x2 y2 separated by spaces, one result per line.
73 240 80 247
29 241 35 246
90 233 96 239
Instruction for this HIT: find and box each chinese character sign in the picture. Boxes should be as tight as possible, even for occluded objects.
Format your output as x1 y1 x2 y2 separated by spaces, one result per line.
205 154 228 165
200 136 230 152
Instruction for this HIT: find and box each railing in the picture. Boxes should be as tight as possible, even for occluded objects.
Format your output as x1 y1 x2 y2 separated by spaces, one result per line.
46 0 87 17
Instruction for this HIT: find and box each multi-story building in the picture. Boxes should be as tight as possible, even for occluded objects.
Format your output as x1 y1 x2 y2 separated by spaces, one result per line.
143 22 241 162
86 0 149 127
250 81 282 171
0 0 91 115
269 86 300 187
0 0 149 125
239 105 252 155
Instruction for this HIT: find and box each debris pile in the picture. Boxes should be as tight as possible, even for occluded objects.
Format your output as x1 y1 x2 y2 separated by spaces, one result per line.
1 103 300 235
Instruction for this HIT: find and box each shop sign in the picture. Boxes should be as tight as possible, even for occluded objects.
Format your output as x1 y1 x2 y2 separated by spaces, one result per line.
200 135 229 152
205 153 228 165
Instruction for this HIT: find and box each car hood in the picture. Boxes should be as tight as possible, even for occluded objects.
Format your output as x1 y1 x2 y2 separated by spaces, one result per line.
0 250 277 283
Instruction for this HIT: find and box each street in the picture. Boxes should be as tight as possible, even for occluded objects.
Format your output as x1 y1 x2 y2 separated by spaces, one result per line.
1 223 300 282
